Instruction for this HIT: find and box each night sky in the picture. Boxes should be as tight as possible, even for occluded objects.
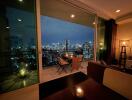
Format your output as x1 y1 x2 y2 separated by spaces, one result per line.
41 16 94 45
6 7 95 47
6 7 36 48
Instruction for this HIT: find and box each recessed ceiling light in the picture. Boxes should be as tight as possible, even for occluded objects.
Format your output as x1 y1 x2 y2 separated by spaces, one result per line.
17 18 22 22
70 14 75 18
115 10 120 13
93 22 96 25
18 0 23 2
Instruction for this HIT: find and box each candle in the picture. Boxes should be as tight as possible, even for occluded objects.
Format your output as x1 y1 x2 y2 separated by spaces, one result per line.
76 87 84 98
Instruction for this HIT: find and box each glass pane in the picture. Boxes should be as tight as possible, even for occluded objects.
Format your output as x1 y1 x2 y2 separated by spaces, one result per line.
97 17 106 60
40 0 95 80
0 0 38 93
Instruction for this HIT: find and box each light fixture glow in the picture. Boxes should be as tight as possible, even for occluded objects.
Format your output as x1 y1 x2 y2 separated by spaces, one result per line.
99 42 103 46
65 53 68 57
89 41 92 44
23 80 26 87
77 88 82 93
25 64 28 67
93 22 96 25
76 87 84 98
70 14 75 18
6 26 10 29
18 0 23 2
17 18 22 22
19 68 26 77
122 41 126 46
115 10 120 13
100 47 103 50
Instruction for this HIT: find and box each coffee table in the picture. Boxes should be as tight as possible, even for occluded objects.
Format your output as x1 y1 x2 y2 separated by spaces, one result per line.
39 72 126 100
39 72 88 99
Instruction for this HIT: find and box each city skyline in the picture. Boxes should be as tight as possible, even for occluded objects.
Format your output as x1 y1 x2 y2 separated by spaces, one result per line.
41 16 94 45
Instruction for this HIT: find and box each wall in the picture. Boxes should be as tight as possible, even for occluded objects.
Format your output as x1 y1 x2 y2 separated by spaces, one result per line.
0 84 39 100
115 22 132 60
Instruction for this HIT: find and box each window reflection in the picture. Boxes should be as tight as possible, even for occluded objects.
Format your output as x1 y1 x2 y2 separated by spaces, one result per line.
0 0 38 93
97 17 106 60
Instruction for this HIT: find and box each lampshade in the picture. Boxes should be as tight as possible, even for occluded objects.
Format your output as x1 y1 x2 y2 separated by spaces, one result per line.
119 40 130 47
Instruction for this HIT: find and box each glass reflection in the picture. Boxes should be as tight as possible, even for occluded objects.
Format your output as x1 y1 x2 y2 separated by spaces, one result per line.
0 0 38 93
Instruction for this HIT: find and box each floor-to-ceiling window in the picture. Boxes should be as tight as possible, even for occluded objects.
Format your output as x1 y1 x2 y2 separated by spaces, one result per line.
0 0 38 93
40 0 96 81
97 17 106 60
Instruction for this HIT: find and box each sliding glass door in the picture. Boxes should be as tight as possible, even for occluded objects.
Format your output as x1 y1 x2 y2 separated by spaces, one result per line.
40 0 96 68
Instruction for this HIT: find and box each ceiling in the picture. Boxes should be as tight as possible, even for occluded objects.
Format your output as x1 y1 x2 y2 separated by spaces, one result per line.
76 0 132 24
40 0 96 27
2 0 132 24
1 0 35 12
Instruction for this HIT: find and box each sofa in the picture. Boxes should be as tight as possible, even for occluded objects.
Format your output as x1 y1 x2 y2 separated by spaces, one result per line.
87 61 132 99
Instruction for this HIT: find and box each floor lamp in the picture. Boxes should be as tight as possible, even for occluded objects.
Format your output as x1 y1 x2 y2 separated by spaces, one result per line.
119 40 129 69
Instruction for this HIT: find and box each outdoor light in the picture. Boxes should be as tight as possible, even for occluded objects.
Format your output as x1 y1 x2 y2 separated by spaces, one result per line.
18 46 21 49
25 64 28 67
76 87 84 98
89 41 92 44
19 68 26 77
65 53 68 57
23 80 27 87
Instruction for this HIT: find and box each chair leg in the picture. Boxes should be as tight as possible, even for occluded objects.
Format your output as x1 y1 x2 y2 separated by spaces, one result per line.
57 65 68 73
57 65 61 72
63 66 67 73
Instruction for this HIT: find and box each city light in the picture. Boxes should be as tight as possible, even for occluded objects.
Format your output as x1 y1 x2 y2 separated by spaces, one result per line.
19 68 27 77
25 64 28 67
6 26 10 29
17 18 22 22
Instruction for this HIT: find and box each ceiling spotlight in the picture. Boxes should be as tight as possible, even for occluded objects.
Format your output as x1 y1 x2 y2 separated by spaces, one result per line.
17 18 22 22
18 0 23 2
93 22 96 25
115 10 120 13
70 14 75 18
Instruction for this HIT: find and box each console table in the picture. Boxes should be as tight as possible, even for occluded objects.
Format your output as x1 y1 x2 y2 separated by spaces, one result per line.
39 72 88 99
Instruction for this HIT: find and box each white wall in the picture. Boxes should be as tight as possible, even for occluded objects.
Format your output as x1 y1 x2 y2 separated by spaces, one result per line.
116 22 132 59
